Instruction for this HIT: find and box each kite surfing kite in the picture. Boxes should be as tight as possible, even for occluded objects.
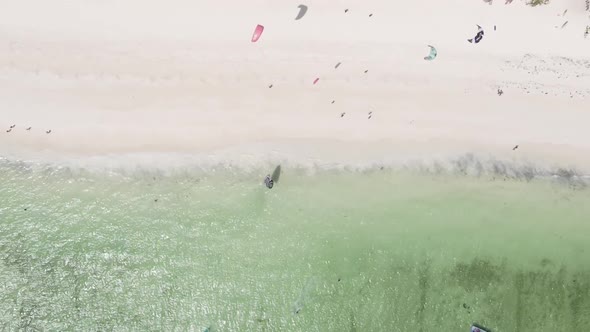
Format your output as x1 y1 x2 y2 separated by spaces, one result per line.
251 24 264 42
295 4 308 20
424 45 437 61
468 25 484 44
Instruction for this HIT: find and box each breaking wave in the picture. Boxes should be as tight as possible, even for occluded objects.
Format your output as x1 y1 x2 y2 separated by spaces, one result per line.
0 152 588 189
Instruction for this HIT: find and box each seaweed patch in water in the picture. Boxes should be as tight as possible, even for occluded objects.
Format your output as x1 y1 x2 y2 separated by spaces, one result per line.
450 259 503 292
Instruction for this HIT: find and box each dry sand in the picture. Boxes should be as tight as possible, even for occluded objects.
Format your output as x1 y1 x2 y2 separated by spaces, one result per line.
1 0 589 170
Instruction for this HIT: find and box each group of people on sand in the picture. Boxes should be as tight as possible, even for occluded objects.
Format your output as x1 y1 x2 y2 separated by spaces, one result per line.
5 124 51 134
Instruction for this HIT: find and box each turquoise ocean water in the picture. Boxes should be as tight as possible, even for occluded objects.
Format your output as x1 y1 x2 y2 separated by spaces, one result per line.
1 160 589 331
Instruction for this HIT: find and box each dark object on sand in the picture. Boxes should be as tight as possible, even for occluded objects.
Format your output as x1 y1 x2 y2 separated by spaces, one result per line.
46 130 52 134
344 9 349 13
497 88 503 96
335 62 341 69
331 100 335 104
295 4 308 20
341 112 346 117
369 13 373 17
513 145 519 151
471 323 491 332
269 84 273 88
26 127 32 130
364 69 368 73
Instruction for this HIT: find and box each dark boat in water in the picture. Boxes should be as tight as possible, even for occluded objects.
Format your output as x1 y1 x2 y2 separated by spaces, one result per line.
471 323 491 332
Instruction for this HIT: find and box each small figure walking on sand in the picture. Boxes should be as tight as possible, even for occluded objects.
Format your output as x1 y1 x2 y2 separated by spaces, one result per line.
10 124 15 129
497 88 504 96
341 112 346 117
26 127 31 130
512 145 519 151
6 128 12 133
46 129 52 134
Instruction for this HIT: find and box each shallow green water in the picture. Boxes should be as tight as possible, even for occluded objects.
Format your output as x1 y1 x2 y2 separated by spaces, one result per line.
1 163 589 331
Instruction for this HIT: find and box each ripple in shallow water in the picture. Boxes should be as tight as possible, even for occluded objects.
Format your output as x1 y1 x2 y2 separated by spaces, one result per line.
0 162 589 330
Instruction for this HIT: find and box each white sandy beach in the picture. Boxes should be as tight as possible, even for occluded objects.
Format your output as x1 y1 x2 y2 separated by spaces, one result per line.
1 0 589 170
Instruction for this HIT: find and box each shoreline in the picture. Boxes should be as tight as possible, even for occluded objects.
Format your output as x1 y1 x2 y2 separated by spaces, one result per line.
2 147 590 187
